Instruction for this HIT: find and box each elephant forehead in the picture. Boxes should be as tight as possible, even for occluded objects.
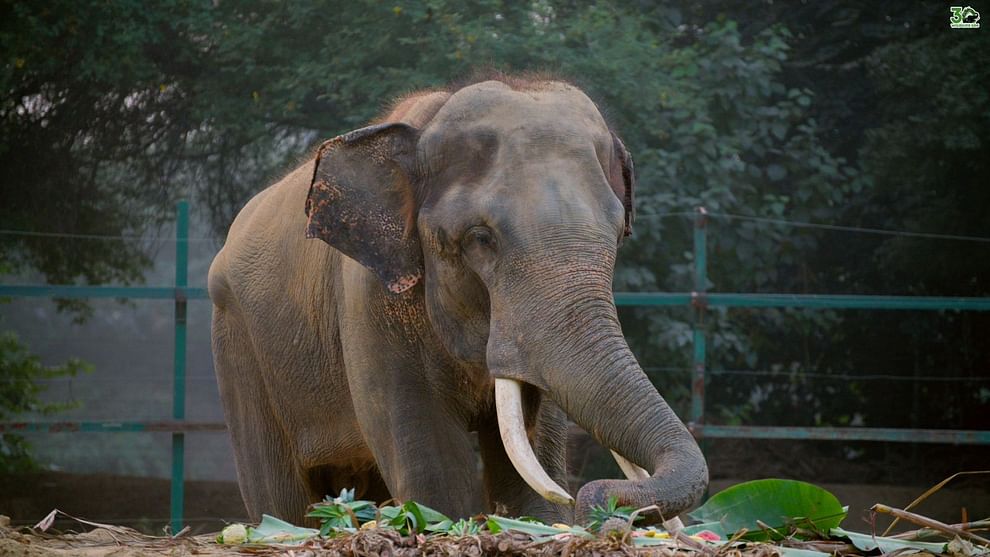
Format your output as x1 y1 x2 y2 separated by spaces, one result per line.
424 81 610 140
418 87 614 184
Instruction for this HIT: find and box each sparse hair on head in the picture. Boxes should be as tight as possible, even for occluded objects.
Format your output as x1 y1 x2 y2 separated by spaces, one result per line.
375 67 576 126
313 68 630 238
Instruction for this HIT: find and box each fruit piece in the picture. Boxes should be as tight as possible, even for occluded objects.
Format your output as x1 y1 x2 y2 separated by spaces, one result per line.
219 523 247 544
693 530 721 541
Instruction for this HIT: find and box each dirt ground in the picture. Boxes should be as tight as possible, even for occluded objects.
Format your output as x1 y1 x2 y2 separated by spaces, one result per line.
0 520 230 557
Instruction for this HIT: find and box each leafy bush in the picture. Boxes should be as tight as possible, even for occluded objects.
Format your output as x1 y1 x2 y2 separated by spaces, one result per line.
0 328 89 473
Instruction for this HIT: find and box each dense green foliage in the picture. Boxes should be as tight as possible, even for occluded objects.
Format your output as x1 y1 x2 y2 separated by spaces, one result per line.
0 327 88 473
1 1 987 473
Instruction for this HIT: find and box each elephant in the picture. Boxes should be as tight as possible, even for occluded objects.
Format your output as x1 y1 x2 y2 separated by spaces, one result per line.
208 75 708 527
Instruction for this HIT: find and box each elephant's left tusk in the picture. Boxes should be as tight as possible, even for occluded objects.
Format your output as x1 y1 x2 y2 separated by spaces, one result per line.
495 378 575 506
610 450 685 532
610 450 649 480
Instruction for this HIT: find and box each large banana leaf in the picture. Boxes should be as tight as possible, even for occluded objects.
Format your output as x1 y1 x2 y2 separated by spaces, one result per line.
688 479 847 540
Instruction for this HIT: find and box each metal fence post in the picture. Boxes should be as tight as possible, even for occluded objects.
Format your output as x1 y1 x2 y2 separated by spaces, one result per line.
171 200 189 534
690 207 708 430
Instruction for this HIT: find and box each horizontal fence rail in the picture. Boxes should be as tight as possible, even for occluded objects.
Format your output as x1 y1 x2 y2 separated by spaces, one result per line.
694 425 990 444
2 203 989 532
0 421 227 433
5 286 988 309
0 285 208 300
614 292 990 310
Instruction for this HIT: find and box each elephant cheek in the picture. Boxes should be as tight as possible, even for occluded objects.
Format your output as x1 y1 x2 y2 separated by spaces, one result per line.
424 283 490 364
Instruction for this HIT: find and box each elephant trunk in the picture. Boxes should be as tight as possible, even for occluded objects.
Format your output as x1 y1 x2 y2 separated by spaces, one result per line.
488 245 708 522
554 329 707 521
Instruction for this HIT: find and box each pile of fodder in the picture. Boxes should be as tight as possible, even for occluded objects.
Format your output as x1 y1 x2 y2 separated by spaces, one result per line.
0 513 776 557
4 476 988 557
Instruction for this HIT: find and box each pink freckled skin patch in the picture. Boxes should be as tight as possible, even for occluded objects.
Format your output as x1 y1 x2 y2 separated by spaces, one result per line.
388 273 422 293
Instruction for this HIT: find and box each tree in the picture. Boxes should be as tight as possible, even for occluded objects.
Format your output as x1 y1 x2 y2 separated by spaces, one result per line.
669 2 990 433
0 327 88 473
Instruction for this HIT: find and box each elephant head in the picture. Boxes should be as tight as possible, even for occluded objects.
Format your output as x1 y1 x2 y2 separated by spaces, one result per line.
304 79 707 520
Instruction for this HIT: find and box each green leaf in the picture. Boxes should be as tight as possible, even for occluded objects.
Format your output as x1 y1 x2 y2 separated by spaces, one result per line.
405 501 450 525
831 527 947 554
376 501 450 535
404 501 426 531
425 519 453 533
766 164 787 182
447 518 482 536
688 479 847 540
586 494 640 532
306 494 377 535
247 515 320 544
633 536 678 547
486 516 593 539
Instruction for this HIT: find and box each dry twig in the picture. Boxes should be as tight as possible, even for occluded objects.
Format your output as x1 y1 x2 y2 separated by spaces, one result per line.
881 471 990 537
872 503 990 547
891 519 990 540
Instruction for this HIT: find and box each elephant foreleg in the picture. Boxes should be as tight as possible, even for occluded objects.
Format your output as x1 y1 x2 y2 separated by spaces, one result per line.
349 378 483 517
213 308 314 525
342 345 483 516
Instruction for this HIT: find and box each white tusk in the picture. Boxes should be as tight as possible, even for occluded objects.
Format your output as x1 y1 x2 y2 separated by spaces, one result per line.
495 379 574 506
610 450 684 532
610 450 650 480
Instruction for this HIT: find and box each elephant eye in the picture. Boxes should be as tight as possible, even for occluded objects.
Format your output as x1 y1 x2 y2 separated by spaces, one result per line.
462 225 497 256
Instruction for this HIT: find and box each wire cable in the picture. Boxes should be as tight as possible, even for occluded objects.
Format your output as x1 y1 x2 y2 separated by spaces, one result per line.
4 211 989 243
643 366 988 382
635 211 990 243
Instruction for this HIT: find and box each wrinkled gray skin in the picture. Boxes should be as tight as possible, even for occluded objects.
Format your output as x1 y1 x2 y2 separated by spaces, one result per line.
209 79 707 526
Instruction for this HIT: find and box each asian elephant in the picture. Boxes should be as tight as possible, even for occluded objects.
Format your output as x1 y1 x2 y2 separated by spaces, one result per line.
208 75 708 526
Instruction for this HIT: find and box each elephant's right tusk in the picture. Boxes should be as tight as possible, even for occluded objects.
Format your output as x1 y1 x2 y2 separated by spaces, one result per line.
494 378 574 506
610 450 685 532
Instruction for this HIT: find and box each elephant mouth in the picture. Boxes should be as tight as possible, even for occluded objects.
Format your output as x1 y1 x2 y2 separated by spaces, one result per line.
493 377 650 504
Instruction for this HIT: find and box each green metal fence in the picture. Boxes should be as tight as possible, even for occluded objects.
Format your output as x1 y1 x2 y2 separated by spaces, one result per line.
0 200 212 534
1 202 988 533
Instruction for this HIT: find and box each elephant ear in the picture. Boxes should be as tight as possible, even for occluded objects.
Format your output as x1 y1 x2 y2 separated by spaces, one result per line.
305 123 423 294
610 132 636 238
